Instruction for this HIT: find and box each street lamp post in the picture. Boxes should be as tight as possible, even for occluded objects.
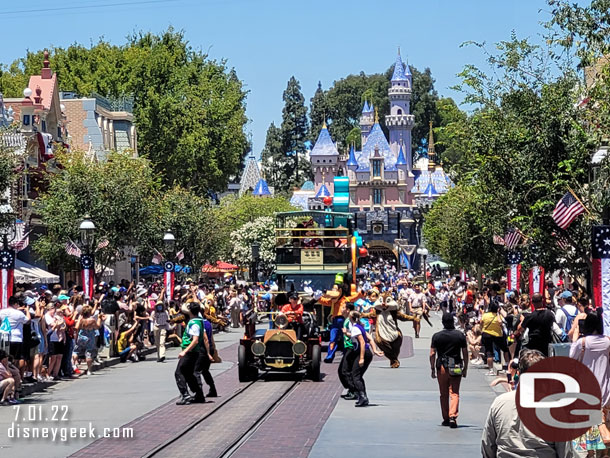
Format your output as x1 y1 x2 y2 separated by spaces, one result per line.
417 247 428 281
79 216 96 299
251 241 260 283
163 230 176 300
412 207 423 246
0 199 16 309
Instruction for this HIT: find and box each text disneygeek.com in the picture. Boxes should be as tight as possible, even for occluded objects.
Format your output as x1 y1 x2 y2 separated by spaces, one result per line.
7 405 133 442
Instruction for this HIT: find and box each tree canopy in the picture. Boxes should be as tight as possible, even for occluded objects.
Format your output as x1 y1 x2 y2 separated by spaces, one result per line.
0 28 249 196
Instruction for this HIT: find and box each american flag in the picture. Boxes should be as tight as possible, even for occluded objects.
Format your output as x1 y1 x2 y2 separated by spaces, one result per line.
96 238 109 251
553 191 586 230
592 226 610 334
11 231 31 253
151 250 163 265
504 229 522 249
552 231 570 250
176 248 184 262
65 239 82 257
493 234 505 246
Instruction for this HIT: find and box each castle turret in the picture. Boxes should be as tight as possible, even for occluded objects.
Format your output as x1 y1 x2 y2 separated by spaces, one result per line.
310 121 339 194
359 100 374 146
385 48 415 171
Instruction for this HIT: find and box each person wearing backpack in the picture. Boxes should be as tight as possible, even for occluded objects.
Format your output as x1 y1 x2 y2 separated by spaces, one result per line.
555 291 578 334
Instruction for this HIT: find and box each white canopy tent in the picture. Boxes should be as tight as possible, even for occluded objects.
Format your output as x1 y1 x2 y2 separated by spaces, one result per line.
14 259 60 284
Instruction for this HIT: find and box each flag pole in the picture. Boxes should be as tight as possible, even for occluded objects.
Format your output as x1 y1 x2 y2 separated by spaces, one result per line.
567 186 592 216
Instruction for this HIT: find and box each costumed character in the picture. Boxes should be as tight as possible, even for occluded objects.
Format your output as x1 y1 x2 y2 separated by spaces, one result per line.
362 293 418 368
318 276 353 363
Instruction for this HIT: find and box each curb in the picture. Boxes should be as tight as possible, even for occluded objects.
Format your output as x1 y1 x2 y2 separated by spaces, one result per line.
20 345 161 398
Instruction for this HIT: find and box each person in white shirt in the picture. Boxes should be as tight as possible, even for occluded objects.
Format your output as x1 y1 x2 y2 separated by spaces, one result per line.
555 291 578 334
0 296 30 376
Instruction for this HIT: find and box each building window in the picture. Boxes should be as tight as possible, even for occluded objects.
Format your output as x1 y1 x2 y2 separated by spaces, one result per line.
372 160 381 177
41 120 46 132
397 109 402 115
373 188 382 205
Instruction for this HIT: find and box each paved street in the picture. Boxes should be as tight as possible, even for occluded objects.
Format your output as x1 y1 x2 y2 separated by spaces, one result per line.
311 313 497 458
0 316 499 458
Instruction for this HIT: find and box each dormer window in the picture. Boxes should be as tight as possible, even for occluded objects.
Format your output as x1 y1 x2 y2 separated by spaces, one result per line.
397 109 402 115
372 159 381 178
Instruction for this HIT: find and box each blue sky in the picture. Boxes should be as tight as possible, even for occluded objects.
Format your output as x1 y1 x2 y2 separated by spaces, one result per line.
0 0 557 154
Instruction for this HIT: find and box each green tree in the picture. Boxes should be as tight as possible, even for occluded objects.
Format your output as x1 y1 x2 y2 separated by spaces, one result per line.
212 194 296 260
128 30 249 195
309 81 327 143
33 151 160 278
261 122 284 191
280 76 310 190
410 67 440 154
0 29 250 196
152 186 223 268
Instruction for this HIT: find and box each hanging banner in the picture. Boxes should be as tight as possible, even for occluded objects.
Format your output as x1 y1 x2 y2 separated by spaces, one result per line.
0 249 15 309
507 264 521 292
164 261 175 300
80 253 95 300
506 250 522 292
460 269 467 282
592 226 610 335
529 265 545 310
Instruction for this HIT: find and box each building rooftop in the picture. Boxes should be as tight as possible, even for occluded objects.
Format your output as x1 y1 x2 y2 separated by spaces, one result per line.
310 123 339 156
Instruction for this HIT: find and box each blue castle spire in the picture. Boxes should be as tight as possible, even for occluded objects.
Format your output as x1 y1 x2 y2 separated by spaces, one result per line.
396 143 407 165
362 100 370 114
391 48 409 81
347 144 358 167
315 183 331 198
253 178 271 196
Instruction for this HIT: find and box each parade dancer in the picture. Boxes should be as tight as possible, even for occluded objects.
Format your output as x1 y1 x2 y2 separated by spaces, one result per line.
175 301 208 405
318 282 350 363
362 294 418 368
348 311 383 407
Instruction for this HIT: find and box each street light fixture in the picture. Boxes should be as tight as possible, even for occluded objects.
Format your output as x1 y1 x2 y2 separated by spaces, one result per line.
163 230 176 254
417 247 429 280
79 216 96 253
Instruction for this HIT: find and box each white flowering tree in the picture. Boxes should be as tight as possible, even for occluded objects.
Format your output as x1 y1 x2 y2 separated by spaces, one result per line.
231 216 276 277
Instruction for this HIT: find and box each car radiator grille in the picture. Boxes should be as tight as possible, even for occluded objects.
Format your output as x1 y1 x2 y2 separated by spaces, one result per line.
265 341 293 358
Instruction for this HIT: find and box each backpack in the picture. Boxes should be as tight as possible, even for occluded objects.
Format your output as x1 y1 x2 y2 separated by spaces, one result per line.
560 306 577 333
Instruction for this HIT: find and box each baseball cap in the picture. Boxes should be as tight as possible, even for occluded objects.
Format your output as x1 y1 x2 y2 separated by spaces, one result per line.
24 297 36 306
58 294 70 301
560 290 573 299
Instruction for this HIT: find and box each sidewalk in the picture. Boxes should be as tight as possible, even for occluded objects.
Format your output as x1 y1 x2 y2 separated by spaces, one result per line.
310 313 498 458
0 328 244 458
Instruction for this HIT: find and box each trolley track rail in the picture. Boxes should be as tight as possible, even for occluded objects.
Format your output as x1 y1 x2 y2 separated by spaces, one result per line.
144 375 301 458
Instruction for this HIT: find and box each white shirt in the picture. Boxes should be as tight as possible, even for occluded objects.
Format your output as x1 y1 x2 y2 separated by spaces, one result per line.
555 303 578 330
350 322 362 346
187 323 201 337
0 307 29 342
44 312 61 342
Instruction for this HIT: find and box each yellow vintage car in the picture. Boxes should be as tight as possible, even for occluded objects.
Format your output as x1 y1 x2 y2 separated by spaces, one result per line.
238 311 321 382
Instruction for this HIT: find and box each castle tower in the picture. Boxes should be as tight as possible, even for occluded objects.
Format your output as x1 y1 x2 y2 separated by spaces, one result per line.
310 121 339 194
359 100 374 147
385 48 415 170
427 121 437 170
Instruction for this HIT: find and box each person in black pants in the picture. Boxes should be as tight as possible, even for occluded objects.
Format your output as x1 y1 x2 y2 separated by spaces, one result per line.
348 311 383 407
338 303 357 399
175 302 207 405
195 314 217 398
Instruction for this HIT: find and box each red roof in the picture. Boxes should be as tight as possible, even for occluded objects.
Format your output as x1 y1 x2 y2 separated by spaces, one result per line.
201 261 238 273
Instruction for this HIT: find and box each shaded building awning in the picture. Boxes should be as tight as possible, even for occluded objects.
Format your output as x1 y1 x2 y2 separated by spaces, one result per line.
15 259 60 284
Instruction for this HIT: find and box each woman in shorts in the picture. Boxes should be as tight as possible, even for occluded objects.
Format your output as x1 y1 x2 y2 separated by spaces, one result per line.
480 302 511 376
74 306 105 376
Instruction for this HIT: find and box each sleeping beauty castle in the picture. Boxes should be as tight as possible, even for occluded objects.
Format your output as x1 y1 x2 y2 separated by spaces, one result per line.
290 49 454 265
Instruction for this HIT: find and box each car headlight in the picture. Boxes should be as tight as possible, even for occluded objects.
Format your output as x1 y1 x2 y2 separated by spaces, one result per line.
292 340 306 356
252 341 266 356
274 313 289 329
